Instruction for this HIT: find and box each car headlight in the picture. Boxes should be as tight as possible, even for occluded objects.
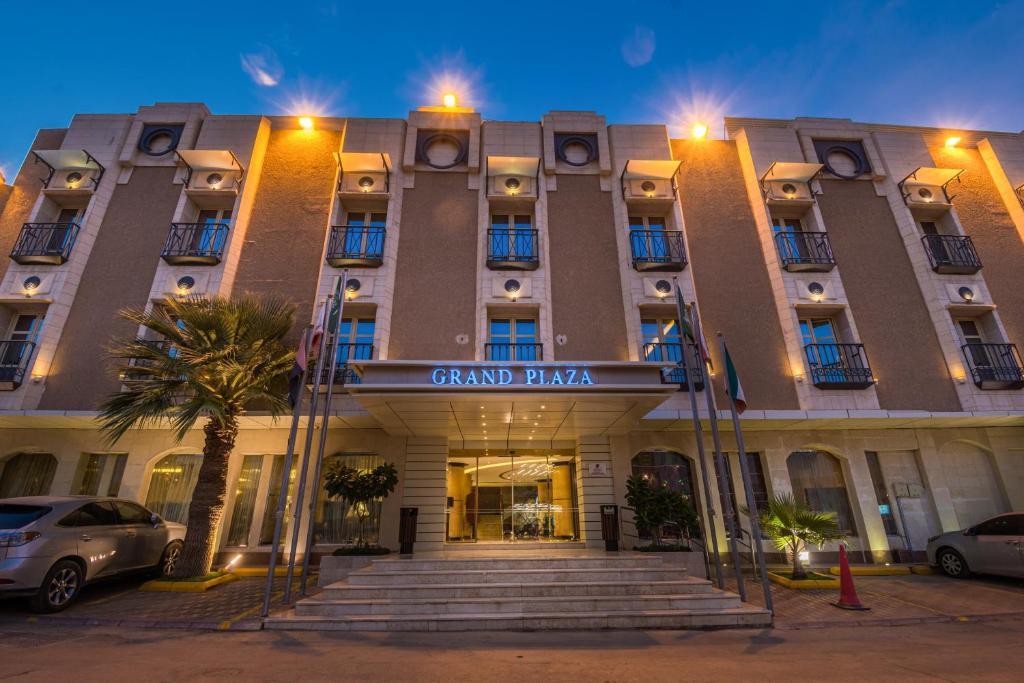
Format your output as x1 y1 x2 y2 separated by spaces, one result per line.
0 531 41 547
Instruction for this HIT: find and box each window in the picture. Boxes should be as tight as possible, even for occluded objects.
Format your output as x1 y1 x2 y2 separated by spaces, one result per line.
226 454 264 547
114 501 153 525
0 452 57 498
772 217 808 261
314 453 385 545
193 209 231 255
1 314 43 382
145 453 203 525
489 214 534 261
63 502 118 527
0 504 51 529
71 453 127 496
799 317 838 346
336 318 375 362
641 317 683 363
629 216 668 260
973 514 1024 536
259 454 299 545
786 450 857 535
343 211 386 257
865 452 899 535
487 318 539 361
631 450 700 540
715 453 769 538
955 318 992 369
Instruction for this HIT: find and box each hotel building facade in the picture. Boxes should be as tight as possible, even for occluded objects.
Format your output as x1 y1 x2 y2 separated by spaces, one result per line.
1 101 1022 566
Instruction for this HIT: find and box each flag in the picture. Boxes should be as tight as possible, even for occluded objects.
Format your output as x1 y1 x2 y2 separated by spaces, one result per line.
287 327 310 408
723 342 747 414
309 298 329 357
675 283 695 344
675 284 713 369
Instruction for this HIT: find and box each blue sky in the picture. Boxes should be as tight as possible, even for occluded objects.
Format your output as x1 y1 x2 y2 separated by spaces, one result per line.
2 1 1022 177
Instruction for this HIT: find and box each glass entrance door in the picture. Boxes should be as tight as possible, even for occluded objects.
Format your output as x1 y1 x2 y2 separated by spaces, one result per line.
446 451 579 543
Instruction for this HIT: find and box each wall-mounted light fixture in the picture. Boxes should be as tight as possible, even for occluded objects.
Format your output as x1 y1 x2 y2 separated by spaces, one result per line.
442 93 458 109
944 136 962 148
298 116 314 130
691 123 708 140
22 276 41 296
807 281 825 303
958 286 975 302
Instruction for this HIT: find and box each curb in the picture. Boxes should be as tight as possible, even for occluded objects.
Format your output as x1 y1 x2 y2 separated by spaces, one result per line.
775 611 1024 630
10 615 263 631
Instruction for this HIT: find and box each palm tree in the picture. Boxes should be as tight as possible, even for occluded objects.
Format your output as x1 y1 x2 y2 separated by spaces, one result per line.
752 493 845 579
99 295 295 578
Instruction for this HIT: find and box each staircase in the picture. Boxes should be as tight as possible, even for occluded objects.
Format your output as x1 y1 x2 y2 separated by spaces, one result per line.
265 553 771 631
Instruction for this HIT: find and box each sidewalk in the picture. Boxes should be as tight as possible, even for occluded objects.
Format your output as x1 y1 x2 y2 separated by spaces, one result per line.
724 572 1024 629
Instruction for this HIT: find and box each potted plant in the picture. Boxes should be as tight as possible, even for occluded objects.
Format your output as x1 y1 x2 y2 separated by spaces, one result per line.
625 474 704 576
751 493 845 580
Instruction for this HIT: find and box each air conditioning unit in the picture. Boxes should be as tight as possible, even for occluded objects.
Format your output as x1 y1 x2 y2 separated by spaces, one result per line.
765 179 813 202
626 178 672 199
904 183 946 207
188 169 241 192
58 168 99 191
490 174 534 197
339 171 387 195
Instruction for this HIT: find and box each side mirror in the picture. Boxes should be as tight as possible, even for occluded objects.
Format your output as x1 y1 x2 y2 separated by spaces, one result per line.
150 513 162 527
963 527 976 536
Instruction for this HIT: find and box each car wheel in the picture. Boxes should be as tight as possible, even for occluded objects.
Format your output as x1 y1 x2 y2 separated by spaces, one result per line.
30 560 84 613
158 541 183 578
938 548 970 578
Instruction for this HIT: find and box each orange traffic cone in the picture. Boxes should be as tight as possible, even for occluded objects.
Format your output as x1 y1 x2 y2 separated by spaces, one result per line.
833 543 870 611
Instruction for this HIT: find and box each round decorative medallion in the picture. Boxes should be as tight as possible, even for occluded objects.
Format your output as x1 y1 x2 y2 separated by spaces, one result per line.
358 176 375 189
504 279 522 293
139 127 181 156
822 146 868 180
917 187 933 200
205 172 223 187
781 183 797 195
345 278 362 293
65 171 83 187
808 282 825 296
504 177 521 190
640 180 657 193
655 280 672 294
958 286 975 302
176 276 196 291
23 276 42 292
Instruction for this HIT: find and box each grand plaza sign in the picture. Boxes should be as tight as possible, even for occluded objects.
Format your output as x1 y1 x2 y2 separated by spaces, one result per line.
430 366 595 386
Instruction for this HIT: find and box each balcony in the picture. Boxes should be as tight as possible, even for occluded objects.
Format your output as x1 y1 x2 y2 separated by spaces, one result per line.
10 223 80 265
161 223 229 265
485 343 542 361
0 340 35 390
326 226 385 268
922 234 982 274
629 230 687 272
642 342 704 391
962 343 1024 390
487 228 539 270
773 231 836 272
312 342 373 386
804 343 874 389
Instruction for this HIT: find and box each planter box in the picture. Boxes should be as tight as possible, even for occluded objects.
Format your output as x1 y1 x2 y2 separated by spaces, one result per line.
637 550 707 578
317 555 379 587
767 571 839 589
140 572 239 593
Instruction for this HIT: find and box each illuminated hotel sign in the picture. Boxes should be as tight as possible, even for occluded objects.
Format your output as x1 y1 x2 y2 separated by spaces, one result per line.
430 366 595 386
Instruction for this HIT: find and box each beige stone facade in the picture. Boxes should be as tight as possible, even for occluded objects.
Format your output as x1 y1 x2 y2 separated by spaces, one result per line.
0 103 1022 565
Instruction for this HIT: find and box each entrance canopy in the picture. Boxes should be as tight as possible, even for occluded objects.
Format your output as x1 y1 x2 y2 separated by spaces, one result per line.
344 360 677 447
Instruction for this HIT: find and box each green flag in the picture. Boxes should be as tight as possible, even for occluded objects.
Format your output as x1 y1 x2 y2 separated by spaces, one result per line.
724 342 747 414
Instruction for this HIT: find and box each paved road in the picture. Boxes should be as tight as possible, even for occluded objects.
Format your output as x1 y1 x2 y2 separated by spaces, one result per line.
1 618 1023 682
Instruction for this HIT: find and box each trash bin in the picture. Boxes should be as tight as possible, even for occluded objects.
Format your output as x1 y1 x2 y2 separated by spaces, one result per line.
399 507 418 555
600 504 619 552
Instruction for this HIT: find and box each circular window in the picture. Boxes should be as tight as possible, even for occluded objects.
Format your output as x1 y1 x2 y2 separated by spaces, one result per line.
345 278 362 293
176 276 195 291
139 127 181 157
556 136 596 166
504 177 521 190
917 187 933 200
654 279 672 294
418 133 467 169
205 172 223 187
822 146 867 180
23 276 42 292
357 176 375 190
504 279 521 294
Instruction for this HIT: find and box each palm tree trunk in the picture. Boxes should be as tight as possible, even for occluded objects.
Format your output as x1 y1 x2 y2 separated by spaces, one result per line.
791 539 807 580
173 415 238 578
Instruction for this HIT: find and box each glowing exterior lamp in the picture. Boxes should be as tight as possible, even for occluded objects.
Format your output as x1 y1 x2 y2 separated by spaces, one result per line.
691 123 709 140
442 93 458 109
944 136 962 148
298 116 315 131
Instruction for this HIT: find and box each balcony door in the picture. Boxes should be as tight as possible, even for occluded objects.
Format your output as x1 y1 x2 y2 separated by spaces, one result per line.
1 314 42 379
47 208 82 254
955 319 992 369
490 214 534 261
772 217 807 261
488 318 538 361
919 220 952 264
195 209 231 255
629 215 667 259
800 317 843 377
344 211 386 257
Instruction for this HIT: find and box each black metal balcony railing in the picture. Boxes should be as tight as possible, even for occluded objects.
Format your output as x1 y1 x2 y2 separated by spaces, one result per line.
326 226 385 268
962 343 1024 390
487 228 539 270
0 340 35 390
485 343 542 362
804 343 874 389
120 340 174 383
629 230 687 272
773 231 836 272
161 222 229 265
643 342 705 391
312 342 373 386
922 234 982 274
11 223 80 265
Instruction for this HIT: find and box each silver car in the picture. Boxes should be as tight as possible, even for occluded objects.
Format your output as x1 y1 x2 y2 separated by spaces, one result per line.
927 512 1024 579
0 496 186 612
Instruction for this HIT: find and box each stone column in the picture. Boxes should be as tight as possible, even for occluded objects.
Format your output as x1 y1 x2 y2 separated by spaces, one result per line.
576 435 615 548
400 437 448 550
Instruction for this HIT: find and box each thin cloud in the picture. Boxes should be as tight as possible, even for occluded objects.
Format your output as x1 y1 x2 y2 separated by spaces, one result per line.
622 26 656 67
240 47 284 87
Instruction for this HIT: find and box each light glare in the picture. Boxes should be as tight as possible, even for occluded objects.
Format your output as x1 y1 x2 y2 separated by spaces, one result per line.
692 123 709 140
298 116 314 130
945 136 962 148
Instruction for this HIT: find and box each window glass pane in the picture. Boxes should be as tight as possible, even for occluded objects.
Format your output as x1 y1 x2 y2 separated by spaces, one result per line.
73 453 105 496
640 319 658 343
865 452 898 535
0 453 57 498
74 502 118 526
628 216 645 230
314 454 385 544
260 454 299 545
489 319 511 340
106 455 127 497
12 315 37 335
514 319 536 341
355 319 375 339
1 504 51 529
56 208 80 223
346 213 366 226
799 320 813 346
661 319 680 341
145 454 203 525
630 451 700 540
369 213 387 227
811 319 837 344
114 501 153 525
958 320 981 340
491 215 510 229
513 215 532 229
647 216 666 230
221 209 233 221
920 221 939 235
786 450 857 535
226 454 264 547
785 218 802 231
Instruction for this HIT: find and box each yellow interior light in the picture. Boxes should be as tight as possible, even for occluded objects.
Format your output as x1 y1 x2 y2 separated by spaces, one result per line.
691 123 709 140
442 93 458 109
944 136 961 148
298 116 315 130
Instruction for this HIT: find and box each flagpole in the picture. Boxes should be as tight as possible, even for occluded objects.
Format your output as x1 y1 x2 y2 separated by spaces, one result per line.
690 301 746 600
717 331 774 614
261 323 313 618
672 279 724 588
283 296 332 604
299 270 348 596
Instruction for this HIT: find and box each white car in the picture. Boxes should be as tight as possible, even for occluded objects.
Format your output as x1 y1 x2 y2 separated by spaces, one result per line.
926 512 1024 579
0 496 186 612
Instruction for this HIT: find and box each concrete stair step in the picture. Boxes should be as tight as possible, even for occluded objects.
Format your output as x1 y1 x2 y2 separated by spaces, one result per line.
295 592 741 616
321 579 713 600
348 567 689 585
368 556 665 572
266 607 772 631
443 542 587 551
